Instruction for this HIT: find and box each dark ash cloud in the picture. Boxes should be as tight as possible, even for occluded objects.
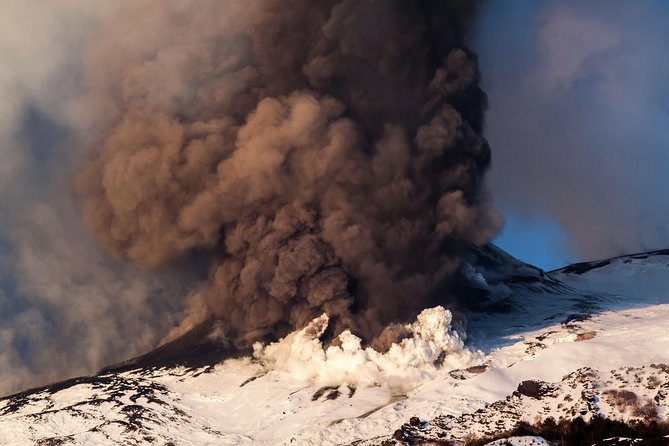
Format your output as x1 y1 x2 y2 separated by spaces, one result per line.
76 0 500 350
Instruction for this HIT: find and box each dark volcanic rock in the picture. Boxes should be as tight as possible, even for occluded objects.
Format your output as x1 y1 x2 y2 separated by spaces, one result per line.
516 380 555 399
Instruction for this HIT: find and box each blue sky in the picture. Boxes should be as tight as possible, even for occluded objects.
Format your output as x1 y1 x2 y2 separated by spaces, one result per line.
493 213 577 271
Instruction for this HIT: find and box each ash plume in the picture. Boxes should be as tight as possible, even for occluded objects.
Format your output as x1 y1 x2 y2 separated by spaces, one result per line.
75 0 500 350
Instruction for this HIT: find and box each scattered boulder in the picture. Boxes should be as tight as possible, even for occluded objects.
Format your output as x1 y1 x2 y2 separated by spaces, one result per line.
516 380 555 399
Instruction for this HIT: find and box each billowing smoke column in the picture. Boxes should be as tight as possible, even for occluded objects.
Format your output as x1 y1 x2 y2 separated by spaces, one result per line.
76 0 499 350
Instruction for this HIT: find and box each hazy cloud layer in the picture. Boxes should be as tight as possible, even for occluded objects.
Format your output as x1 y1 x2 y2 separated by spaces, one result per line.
475 0 669 260
0 1 195 396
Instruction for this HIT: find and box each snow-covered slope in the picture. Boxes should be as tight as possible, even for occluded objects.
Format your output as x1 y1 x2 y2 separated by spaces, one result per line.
1 246 669 445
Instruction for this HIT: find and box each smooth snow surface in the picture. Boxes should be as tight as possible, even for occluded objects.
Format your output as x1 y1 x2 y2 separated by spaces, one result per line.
1 250 668 445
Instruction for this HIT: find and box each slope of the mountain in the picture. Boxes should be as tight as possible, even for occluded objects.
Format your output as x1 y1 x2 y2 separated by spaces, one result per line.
1 246 668 445
552 249 669 305
101 317 234 374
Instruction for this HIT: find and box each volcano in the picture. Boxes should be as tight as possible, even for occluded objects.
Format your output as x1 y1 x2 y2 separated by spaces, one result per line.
2 245 669 445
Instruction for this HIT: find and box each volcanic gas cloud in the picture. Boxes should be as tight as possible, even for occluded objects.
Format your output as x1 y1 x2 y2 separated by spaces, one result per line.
76 0 499 350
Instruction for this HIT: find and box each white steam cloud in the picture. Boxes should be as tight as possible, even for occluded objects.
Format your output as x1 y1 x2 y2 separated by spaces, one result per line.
254 306 482 389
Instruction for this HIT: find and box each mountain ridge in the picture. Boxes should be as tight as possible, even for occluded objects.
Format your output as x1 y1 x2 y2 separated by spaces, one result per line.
2 244 668 445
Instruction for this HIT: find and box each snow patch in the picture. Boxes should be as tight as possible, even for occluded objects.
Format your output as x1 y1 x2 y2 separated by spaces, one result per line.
253 306 482 389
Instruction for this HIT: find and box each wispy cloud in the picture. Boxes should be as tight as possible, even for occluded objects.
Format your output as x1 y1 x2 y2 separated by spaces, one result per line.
475 0 669 260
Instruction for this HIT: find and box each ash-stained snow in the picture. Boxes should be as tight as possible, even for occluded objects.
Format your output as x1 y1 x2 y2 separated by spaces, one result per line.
0 248 668 445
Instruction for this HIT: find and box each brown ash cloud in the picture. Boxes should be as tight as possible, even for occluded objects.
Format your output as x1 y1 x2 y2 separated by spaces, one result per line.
75 0 500 350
